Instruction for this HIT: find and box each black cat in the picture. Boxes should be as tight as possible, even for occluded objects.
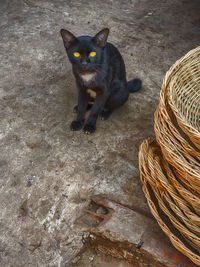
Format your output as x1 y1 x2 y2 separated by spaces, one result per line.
60 28 142 134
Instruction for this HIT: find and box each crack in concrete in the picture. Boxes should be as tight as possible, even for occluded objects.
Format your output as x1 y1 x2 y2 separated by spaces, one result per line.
136 240 144 250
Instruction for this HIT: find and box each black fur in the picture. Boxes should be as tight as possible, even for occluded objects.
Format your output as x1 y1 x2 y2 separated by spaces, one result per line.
60 28 142 134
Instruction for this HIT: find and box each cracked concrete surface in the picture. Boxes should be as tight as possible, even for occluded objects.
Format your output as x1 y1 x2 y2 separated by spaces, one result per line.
0 0 200 266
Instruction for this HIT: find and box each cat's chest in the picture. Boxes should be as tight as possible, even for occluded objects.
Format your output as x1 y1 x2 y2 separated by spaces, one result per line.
80 72 98 97
80 73 96 82
79 72 96 87
77 72 104 97
87 89 97 98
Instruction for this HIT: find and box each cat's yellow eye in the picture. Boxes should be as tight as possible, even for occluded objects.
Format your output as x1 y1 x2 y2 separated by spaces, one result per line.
73 52 80 58
89 51 96 57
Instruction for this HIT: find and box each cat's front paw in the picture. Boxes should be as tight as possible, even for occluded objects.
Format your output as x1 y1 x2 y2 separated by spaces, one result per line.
70 120 83 131
83 124 96 134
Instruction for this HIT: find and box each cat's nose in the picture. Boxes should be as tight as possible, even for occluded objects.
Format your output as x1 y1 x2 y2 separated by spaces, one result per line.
81 59 88 65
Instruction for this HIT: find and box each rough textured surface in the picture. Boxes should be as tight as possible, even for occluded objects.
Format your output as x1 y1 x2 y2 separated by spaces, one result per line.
0 0 200 266
72 249 134 267
74 196 196 267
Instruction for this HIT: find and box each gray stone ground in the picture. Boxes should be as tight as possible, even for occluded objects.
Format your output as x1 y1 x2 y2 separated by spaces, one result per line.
0 0 199 266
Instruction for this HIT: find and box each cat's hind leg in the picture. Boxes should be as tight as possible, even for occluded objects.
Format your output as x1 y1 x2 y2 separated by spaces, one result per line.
99 108 112 120
104 80 129 111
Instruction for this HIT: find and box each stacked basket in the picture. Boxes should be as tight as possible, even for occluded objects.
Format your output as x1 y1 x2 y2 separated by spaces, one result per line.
139 46 200 265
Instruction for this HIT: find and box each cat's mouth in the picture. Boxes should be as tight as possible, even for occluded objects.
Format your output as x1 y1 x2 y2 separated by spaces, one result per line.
77 63 98 73
78 66 93 73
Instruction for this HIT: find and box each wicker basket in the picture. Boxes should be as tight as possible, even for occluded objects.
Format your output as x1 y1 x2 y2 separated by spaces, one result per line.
139 139 200 265
154 51 200 193
166 46 200 149
139 47 200 264
157 77 200 160
154 86 200 194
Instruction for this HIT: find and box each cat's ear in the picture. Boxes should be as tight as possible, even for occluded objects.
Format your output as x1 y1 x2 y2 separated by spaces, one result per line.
60 29 76 49
93 28 109 48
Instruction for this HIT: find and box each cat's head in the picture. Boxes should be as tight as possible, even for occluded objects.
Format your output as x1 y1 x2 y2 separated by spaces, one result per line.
60 28 109 73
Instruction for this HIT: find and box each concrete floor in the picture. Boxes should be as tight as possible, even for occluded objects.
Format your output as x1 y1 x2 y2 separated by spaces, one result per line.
0 0 199 266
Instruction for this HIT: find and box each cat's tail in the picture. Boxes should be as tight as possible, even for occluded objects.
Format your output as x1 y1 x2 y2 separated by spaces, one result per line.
128 78 142 93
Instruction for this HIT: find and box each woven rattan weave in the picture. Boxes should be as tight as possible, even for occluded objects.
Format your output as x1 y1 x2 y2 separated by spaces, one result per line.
139 139 200 265
167 46 200 149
